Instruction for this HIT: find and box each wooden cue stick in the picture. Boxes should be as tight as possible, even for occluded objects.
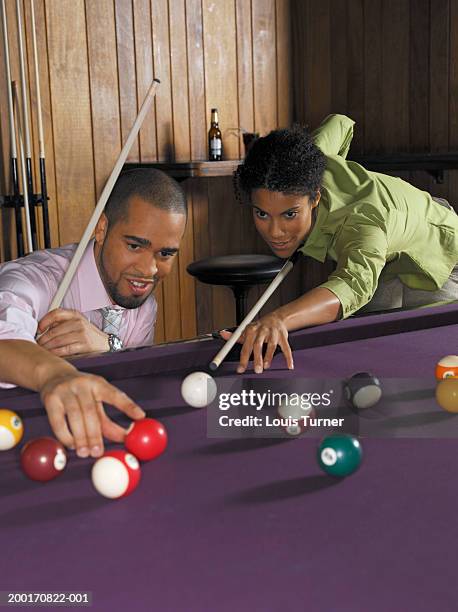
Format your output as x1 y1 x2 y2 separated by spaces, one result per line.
48 78 161 311
30 0 50 248
209 256 296 371
12 81 33 253
16 0 38 250
1 0 24 256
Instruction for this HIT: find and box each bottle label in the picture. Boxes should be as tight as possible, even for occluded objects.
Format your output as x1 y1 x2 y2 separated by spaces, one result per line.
210 137 222 155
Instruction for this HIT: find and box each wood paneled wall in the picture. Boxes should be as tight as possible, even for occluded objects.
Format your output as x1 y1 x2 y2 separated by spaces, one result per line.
0 0 293 342
6 1 454 345
291 0 458 202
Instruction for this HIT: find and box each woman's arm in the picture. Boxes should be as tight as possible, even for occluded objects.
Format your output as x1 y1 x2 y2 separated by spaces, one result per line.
312 114 355 158
222 219 389 373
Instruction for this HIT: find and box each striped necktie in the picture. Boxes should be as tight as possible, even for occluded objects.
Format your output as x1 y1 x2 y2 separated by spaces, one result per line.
100 307 123 335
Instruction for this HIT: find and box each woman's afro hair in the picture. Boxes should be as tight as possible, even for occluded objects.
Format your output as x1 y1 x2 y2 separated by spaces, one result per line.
235 125 326 202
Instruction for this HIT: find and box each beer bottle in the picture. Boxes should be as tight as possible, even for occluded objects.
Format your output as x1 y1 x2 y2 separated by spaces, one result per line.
208 108 222 161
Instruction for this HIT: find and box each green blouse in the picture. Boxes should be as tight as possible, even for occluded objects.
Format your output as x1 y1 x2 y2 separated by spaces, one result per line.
300 114 458 317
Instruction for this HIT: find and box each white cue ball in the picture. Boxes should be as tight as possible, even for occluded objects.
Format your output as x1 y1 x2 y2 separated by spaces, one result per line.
181 371 217 408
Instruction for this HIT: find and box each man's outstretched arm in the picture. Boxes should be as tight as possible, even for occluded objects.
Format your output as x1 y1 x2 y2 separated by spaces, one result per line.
0 339 145 457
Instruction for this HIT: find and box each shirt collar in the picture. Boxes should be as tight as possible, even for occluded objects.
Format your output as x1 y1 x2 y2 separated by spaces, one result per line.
71 239 119 311
299 197 334 262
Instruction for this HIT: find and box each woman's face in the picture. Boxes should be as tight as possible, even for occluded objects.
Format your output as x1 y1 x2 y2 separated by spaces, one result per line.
251 188 320 258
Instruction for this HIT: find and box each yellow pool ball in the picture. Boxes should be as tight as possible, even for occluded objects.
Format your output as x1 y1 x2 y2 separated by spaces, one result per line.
0 409 24 451
436 379 458 413
435 355 458 380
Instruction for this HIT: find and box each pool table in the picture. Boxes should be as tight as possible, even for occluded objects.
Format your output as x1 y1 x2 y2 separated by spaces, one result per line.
1 301 458 612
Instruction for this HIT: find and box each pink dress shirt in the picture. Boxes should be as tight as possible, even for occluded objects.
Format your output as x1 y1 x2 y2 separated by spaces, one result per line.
0 240 157 347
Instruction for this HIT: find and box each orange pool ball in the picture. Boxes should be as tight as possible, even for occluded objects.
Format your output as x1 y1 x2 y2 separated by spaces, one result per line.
435 355 458 380
436 379 458 413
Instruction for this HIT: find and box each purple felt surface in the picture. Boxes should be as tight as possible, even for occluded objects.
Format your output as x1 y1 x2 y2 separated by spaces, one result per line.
1 303 458 611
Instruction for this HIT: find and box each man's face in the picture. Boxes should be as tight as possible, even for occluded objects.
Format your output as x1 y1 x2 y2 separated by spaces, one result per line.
251 188 320 258
94 196 186 309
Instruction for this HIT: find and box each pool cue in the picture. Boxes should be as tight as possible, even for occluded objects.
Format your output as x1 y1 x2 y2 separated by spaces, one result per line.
12 82 33 253
16 0 38 250
30 0 50 248
48 78 161 312
1 0 24 256
209 253 298 371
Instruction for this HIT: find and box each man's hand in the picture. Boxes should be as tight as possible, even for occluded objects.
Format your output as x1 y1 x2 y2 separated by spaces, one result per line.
219 312 294 374
39 371 145 458
37 308 109 356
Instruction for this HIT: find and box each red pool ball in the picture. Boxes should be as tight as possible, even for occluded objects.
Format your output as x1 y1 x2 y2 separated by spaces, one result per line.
20 437 67 482
125 418 168 461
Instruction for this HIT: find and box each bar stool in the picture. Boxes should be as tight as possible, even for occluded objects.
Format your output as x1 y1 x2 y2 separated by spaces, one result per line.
187 254 283 325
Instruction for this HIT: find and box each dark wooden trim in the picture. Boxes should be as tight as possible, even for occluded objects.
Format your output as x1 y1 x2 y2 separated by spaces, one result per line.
349 152 458 183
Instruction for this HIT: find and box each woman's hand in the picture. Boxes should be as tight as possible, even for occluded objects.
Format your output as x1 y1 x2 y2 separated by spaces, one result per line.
219 312 293 374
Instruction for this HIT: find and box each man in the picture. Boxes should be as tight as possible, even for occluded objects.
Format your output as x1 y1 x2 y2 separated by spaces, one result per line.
0 168 187 458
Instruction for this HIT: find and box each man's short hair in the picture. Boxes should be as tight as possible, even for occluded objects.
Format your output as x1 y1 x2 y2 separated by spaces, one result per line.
105 168 187 227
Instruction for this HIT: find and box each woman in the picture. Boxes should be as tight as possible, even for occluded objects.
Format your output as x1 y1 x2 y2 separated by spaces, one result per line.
223 114 458 374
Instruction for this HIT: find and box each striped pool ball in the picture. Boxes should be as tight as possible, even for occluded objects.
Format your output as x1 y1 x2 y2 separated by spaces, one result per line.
435 355 458 380
91 450 141 499
344 372 382 410
0 409 23 451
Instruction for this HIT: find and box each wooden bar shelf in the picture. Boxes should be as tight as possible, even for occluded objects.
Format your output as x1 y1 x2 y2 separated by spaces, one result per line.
124 160 241 179
124 153 458 183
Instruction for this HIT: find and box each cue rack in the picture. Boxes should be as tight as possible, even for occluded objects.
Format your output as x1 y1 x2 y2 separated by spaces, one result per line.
0 0 51 257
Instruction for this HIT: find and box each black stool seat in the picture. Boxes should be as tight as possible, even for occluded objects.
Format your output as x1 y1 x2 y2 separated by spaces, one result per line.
187 254 282 285
187 254 283 324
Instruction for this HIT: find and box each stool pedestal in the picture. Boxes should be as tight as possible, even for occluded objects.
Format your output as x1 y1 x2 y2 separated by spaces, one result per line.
232 285 249 326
